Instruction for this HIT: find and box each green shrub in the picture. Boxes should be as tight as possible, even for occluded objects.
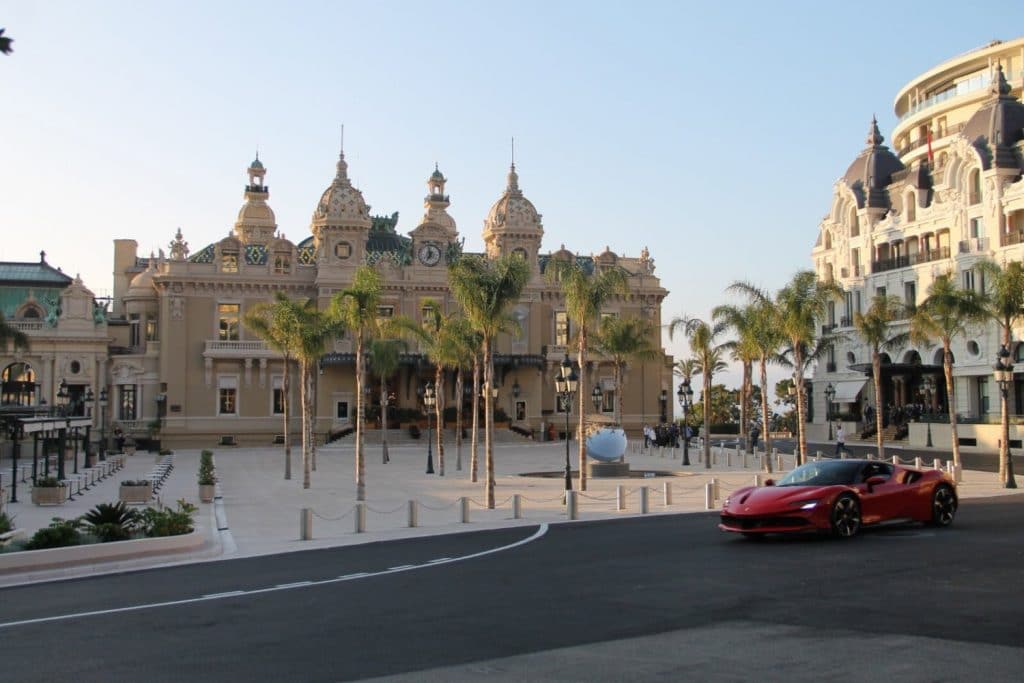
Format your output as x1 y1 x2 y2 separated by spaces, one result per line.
140 499 197 537
198 450 216 485
82 501 140 542
34 477 61 488
121 479 151 487
708 423 739 435
0 510 14 534
26 517 81 550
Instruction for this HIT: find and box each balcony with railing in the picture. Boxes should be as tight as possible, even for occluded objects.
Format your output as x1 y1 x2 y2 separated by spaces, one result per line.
542 344 569 360
871 255 911 273
203 339 281 359
1000 230 1024 247
5 320 45 332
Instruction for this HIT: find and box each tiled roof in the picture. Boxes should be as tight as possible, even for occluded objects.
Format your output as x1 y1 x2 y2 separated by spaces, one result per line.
0 261 73 287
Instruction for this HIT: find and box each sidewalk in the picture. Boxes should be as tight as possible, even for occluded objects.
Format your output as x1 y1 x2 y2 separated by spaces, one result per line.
1 440 1021 586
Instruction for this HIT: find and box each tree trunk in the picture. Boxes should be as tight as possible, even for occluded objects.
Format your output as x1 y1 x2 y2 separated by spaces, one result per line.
302 360 314 489
703 370 712 469
355 336 365 501
435 365 445 476
1000 325 1017 488
283 354 292 480
471 355 480 483
759 356 772 473
873 351 884 460
577 332 588 491
739 361 750 448
311 368 318 472
380 374 389 464
484 337 495 508
794 347 807 466
944 341 962 472
455 367 464 471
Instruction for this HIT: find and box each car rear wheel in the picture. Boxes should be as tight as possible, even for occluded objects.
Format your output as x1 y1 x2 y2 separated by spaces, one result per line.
830 494 861 538
929 484 957 527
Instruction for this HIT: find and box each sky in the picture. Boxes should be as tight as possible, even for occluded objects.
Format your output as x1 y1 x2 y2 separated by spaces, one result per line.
3 0 1024 394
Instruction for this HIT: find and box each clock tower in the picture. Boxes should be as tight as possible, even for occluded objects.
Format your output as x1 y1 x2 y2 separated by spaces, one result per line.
482 163 543 271
410 164 458 268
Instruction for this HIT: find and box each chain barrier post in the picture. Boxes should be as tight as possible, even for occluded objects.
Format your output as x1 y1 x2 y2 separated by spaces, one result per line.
892 455 899 465
513 493 522 519
704 482 714 510
408 500 418 528
933 458 941 470
355 502 366 533
566 490 578 520
915 456 923 469
460 496 470 523
711 476 720 503
616 484 625 511
640 486 649 514
663 481 672 506
300 508 313 540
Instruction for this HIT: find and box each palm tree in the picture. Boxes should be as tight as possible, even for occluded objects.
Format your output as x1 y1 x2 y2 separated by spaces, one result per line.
368 337 406 465
712 303 761 451
548 259 628 491
910 273 987 475
853 294 907 460
293 302 344 489
448 321 479 473
976 259 1024 487
593 316 659 425
448 254 529 508
668 316 727 468
330 265 384 501
243 292 303 480
733 271 841 464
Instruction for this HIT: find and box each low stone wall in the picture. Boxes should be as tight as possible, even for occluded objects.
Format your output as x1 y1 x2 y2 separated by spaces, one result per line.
0 528 204 574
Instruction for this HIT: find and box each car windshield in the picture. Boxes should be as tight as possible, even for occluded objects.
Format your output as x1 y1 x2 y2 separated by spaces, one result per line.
776 461 861 487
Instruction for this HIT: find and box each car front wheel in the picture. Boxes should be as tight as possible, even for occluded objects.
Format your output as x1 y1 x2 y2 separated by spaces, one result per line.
831 494 861 538
929 484 957 527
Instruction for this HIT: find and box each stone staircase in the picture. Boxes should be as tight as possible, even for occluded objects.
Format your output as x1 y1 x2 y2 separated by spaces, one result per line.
850 424 903 443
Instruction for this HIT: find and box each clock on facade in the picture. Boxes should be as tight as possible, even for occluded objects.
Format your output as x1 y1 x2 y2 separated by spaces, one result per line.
418 243 442 266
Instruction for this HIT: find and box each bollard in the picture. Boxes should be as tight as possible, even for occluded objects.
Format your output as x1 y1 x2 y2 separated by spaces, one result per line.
671 447 676 460
408 500 418 528
300 507 313 540
566 490 578 520
840 451 847 460
663 481 672 506
460 496 470 523
512 493 522 519
892 455 899 465
742 451 749 469
754 473 764 487
704 482 715 510
616 485 626 511
355 502 366 534
776 453 783 471
726 451 732 467
933 458 942 470
816 450 823 461
915 456 923 469
711 476 720 502
639 486 649 514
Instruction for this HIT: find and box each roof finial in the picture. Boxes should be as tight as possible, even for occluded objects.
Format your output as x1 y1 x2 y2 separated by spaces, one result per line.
335 124 349 181
511 136 515 170
340 123 345 157
866 115 884 146
992 63 1012 97
40 250 46 263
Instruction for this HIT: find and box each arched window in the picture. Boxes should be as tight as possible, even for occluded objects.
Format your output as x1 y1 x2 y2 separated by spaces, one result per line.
906 192 916 222
824 231 833 250
19 305 41 319
969 169 982 204
849 208 860 237
1 362 36 405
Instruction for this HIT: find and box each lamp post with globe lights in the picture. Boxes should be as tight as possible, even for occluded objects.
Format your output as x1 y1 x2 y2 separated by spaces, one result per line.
824 382 835 441
423 382 435 474
677 379 693 466
994 345 1018 488
554 355 578 497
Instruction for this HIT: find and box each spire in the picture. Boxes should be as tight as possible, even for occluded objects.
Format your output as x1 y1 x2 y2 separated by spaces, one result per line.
335 124 349 181
992 63 1012 97
866 115 884 147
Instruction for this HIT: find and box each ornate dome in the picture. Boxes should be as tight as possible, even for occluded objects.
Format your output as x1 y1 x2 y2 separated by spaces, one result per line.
125 259 158 300
311 150 371 227
249 156 264 170
484 164 542 234
236 200 276 226
962 65 1024 170
842 117 904 209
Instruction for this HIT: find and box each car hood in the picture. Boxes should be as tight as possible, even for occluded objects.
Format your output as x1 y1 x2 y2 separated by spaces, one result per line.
728 485 843 510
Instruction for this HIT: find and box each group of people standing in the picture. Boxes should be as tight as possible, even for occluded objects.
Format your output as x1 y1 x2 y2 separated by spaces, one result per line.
643 422 690 449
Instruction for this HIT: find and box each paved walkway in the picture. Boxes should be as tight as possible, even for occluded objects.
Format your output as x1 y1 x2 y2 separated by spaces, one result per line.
1 439 1021 586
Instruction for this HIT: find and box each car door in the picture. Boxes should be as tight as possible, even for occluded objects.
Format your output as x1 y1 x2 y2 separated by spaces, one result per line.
855 462 907 523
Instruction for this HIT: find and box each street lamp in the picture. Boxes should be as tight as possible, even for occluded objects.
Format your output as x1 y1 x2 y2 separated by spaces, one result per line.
824 382 835 441
994 345 1018 489
554 354 578 498
56 379 69 481
919 376 934 448
98 387 108 461
591 385 602 413
83 387 94 467
423 382 436 474
659 389 668 423
677 379 693 466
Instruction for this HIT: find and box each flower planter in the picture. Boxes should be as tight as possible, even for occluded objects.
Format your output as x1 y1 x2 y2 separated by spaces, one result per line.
199 484 216 503
32 485 69 506
119 483 153 504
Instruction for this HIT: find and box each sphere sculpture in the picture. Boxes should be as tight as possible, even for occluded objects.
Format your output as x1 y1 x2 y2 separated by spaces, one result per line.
585 425 627 462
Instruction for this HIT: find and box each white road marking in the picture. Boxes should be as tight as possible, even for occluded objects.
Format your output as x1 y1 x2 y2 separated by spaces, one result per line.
388 565 415 571
0 524 549 630
428 557 452 563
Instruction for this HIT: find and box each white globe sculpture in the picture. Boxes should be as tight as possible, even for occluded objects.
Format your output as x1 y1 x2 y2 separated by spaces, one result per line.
586 425 627 462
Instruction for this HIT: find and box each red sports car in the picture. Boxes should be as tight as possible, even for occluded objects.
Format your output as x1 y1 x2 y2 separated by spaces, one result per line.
719 459 958 538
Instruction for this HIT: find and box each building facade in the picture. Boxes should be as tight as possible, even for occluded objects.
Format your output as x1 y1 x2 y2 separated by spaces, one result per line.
811 38 1024 448
102 149 672 447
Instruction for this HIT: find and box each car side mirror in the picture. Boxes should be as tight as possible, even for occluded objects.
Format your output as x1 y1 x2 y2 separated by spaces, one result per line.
763 478 775 487
866 475 886 491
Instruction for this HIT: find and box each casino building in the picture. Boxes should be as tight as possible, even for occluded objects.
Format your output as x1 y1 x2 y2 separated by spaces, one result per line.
810 37 1024 448
97 149 671 447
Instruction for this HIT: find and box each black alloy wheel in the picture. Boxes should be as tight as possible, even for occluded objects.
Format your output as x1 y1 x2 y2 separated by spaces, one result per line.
830 494 861 538
929 484 957 527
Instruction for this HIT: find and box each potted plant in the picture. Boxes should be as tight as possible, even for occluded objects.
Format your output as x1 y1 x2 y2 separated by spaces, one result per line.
119 479 153 504
31 477 69 506
198 449 216 503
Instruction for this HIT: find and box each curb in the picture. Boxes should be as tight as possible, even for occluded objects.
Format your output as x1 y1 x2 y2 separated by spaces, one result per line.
0 528 205 575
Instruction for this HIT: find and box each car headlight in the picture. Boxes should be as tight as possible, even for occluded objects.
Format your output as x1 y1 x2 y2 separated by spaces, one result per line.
723 497 731 507
790 499 818 510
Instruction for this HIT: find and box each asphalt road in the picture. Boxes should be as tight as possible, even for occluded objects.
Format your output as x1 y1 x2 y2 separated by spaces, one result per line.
3 497 1024 682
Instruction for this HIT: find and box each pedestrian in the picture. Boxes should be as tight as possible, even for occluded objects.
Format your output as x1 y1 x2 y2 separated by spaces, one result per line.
834 424 850 457
750 424 760 450
643 424 651 449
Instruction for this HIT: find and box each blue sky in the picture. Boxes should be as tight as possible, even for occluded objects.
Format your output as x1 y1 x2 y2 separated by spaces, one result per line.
3 1 1024 391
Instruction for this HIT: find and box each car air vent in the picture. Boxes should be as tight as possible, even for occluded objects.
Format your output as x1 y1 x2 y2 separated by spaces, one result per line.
739 493 751 504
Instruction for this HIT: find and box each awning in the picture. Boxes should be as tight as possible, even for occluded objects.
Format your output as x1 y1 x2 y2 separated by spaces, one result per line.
832 379 868 403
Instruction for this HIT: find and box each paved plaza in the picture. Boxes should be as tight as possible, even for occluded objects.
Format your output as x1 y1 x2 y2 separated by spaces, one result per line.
1 436 1021 586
